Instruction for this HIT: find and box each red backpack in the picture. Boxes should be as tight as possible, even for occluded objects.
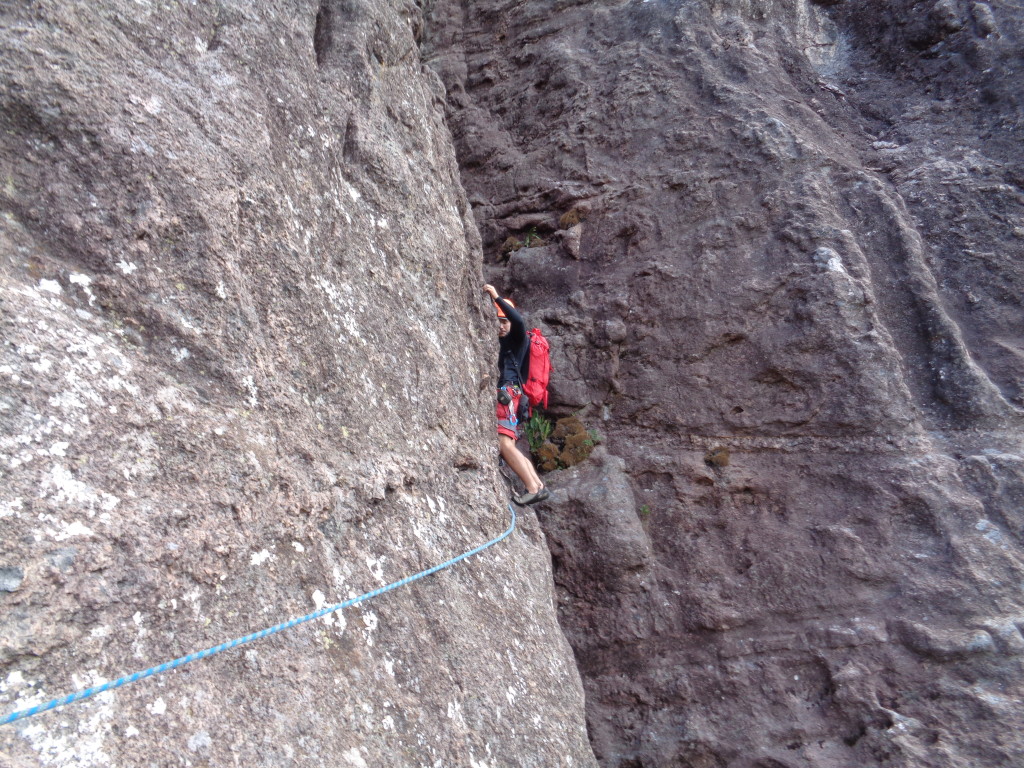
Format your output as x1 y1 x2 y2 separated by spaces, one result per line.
520 328 551 415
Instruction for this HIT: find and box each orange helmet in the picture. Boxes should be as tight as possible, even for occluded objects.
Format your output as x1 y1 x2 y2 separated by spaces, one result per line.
495 298 515 319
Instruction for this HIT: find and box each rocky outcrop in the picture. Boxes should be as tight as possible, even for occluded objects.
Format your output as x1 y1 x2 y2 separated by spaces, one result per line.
0 2 596 766
424 0 1024 765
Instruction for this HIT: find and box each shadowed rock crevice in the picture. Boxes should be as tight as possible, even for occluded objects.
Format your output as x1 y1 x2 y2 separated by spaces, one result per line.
313 0 335 67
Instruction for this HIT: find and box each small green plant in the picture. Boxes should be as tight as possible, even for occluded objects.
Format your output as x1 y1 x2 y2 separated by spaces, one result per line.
638 504 652 520
523 227 544 248
583 428 602 447
524 414 554 454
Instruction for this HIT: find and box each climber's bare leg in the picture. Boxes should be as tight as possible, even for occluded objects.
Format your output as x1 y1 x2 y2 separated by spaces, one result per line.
498 434 543 494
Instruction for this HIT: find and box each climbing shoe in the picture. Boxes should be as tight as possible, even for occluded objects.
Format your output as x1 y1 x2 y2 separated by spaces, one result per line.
514 487 550 506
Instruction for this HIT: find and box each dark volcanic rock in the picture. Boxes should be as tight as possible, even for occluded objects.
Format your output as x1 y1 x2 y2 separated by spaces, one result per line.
0 2 596 766
424 0 1024 766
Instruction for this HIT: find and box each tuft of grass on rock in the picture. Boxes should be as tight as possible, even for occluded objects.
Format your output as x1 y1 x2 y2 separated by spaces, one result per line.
704 446 730 467
501 236 524 258
530 414 600 472
558 208 584 229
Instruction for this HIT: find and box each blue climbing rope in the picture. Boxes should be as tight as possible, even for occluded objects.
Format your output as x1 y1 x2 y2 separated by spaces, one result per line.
1 504 516 726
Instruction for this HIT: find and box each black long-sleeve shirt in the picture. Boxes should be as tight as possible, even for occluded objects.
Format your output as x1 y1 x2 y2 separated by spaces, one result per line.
495 296 528 387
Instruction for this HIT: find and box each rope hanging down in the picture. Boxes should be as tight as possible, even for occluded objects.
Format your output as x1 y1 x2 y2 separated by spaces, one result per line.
1 504 517 726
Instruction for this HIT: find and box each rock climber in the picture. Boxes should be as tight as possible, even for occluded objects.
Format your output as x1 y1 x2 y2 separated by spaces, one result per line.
483 283 550 506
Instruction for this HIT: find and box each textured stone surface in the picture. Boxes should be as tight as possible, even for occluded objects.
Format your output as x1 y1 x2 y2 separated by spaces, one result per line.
0 2 596 766
424 0 1024 765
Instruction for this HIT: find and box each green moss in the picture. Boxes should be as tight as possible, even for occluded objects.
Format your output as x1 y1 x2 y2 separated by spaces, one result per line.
527 413 604 472
705 447 730 467
558 208 583 229
537 441 561 473
501 236 523 256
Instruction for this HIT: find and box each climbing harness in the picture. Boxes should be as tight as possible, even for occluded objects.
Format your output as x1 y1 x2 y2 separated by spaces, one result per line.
1 504 516 726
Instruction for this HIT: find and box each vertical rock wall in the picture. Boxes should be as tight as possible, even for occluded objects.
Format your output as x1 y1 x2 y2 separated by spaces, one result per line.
423 0 1024 765
0 2 596 766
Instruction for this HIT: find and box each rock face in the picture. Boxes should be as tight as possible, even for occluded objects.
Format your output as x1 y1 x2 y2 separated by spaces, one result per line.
423 0 1024 766
0 2 596 766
